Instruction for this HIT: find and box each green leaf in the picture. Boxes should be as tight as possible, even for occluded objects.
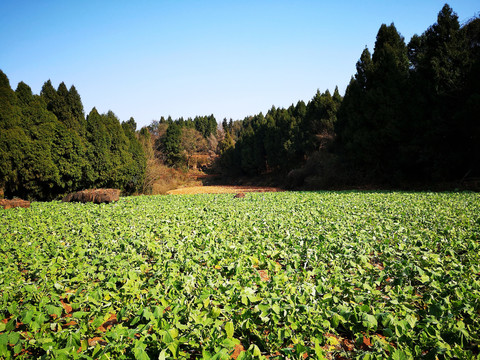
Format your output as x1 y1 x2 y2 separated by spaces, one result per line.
168 342 179 358
163 330 173 344
237 352 247 360
211 307 221 319
5 320 15 332
92 343 102 357
272 303 280 314
221 338 238 348
134 346 150 360
314 338 327 360
362 313 378 330
391 349 408 360
331 313 343 328
158 349 167 360
14 343 22 356
72 311 89 319
8 332 20 345
418 274 429 283
0 344 8 358
406 314 416 329
251 344 261 357
225 321 234 338
0 333 8 346
168 328 179 339
22 310 34 324
46 305 62 319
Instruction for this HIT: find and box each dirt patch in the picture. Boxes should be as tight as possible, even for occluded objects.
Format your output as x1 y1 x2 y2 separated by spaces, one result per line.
167 185 283 195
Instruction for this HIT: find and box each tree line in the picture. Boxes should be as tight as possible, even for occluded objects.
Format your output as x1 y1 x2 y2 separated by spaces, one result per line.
217 4 479 187
147 115 218 167
1 4 478 198
0 74 147 200
218 88 342 176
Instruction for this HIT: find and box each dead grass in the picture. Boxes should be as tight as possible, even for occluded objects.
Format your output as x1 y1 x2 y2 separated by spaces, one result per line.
144 160 202 195
166 185 283 195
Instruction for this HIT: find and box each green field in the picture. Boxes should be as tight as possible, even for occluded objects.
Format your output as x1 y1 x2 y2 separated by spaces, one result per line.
1 192 479 359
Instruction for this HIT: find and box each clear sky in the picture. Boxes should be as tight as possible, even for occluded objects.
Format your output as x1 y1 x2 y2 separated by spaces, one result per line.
1 1 478 128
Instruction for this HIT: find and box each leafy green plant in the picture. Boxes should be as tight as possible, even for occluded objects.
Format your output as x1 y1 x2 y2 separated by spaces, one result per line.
1 192 479 358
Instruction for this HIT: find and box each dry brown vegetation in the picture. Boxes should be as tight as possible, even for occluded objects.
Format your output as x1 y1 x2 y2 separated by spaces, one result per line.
143 159 203 195
166 185 283 195
62 189 121 204
0 199 30 209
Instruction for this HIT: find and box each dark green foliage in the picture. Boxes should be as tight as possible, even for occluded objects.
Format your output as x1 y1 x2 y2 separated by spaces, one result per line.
162 121 183 166
405 4 479 180
1 78 58 199
236 113 268 175
122 118 147 194
334 5 480 184
220 89 340 176
50 122 88 196
41 82 87 135
67 85 87 136
303 88 342 151
0 71 21 132
0 72 147 200
85 109 143 191
216 4 478 186
336 24 409 181
194 114 217 138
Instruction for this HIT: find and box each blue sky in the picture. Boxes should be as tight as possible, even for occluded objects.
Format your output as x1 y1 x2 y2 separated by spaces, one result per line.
1 1 478 128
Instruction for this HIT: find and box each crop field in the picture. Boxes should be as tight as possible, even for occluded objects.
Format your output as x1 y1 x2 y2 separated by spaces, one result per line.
1 192 479 359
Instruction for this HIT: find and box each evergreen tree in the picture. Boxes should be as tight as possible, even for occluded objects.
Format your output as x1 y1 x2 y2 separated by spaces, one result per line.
3 79 87 199
15 82 59 199
86 107 109 187
40 80 57 111
67 85 87 136
163 122 182 166
122 117 147 193
407 4 474 179
1 72 146 198
304 89 340 151
336 24 409 181
460 17 480 177
222 118 228 133
219 130 235 154
0 72 26 195
0 70 20 129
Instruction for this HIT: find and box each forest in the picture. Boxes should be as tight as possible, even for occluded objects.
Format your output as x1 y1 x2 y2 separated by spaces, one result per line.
217 4 480 188
1 4 479 201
